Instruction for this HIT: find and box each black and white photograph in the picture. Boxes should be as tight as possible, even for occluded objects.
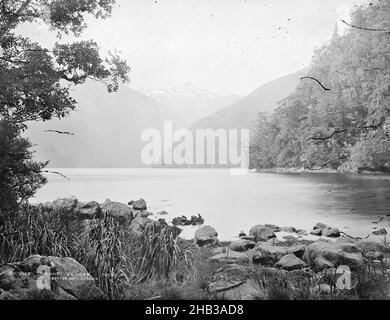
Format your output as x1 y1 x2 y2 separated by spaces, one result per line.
0 0 390 305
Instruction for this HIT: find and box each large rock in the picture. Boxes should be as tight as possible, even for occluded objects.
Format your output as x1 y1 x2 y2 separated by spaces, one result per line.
52 196 78 213
275 254 307 271
195 225 218 246
156 210 169 215
322 227 340 238
372 228 387 236
133 198 147 211
264 224 280 232
310 228 322 236
355 235 390 253
209 250 249 264
0 255 103 300
229 239 256 252
76 201 101 219
313 222 329 230
311 223 340 238
287 244 307 259
249 225 276 242
252 243 288 266
303 241 363 270
101 199 133 224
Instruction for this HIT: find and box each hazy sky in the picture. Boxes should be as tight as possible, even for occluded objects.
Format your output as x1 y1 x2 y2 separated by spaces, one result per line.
19 0 368 96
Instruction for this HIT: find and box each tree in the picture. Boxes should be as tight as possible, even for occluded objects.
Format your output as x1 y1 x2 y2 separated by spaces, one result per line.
251 0 390 171
0 0 130 210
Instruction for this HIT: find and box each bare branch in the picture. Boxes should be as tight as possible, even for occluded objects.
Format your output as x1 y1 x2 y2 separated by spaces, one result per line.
309 129 348 141
306 161 331 171
42 170 71 180
340 19 390 34
300 77 331 91
44 130 74 136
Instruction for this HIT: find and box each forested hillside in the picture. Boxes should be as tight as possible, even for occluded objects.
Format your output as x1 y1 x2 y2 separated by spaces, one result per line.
250 1 390 172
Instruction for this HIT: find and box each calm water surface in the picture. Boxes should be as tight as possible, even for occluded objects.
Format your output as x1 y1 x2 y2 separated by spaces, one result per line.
32 169 390 240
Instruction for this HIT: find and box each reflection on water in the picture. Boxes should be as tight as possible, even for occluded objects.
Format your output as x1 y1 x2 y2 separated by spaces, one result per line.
33 169 390 240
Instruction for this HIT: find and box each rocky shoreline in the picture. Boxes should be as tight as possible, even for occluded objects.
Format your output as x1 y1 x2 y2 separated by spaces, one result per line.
1 196 389 300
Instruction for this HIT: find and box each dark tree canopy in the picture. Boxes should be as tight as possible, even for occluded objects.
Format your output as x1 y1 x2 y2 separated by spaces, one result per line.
251 0 390 172
0 0 130 210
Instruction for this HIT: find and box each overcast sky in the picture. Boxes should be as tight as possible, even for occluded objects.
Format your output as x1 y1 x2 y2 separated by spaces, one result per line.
19 0 368 96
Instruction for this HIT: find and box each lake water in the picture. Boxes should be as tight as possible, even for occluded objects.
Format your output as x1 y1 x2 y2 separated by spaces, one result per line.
32 168 390 240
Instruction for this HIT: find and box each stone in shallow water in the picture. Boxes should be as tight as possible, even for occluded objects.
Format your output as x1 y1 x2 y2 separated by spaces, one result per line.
249 225 276 242
133 198 147 211
322 227 340 238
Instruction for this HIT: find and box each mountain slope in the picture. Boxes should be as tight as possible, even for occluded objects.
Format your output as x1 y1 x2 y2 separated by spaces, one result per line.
25 81 181 168
190 69 307 132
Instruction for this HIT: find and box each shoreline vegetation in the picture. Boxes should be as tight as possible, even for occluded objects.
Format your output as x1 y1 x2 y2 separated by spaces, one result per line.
1 197 389 300
255 167 390 174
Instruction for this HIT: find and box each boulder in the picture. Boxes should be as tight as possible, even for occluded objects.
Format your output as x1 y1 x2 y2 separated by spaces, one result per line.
287 244 307 259
311 223 340 238
133 198 147 211
252 244 288 266
313 222 329 230
314 256 335 270
275 254 307 271
249 225 276 242
310 228 322 236
280 227 297 233
52 196 78 213
209 247 228 256
101 200 133 223
264 224 280 232
209 250 249 264
195 225 218 246
296 229 308 236
229 239 256 252
238 231 247 237
355 235 390 253
139 210 153 218
303 241 363 270
0 255 103 300
156 210 169 215
240 235 256 241
76 201 101 219
372 228 387 236
322 227 340 238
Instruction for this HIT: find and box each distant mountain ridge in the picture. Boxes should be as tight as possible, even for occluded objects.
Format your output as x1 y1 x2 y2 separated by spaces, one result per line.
190 69 307 133
25 81 238 168
141 83 241 128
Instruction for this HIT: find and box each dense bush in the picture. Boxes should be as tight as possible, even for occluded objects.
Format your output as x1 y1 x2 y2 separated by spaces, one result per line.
250 1 390 171
0 121 47 212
